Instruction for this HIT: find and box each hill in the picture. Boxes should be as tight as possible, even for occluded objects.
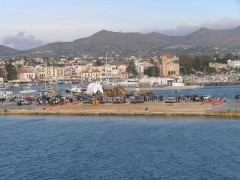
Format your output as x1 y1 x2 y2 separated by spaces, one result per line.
28 30 172 57
2 26 240 57
175 26 240 48
0 45 18 56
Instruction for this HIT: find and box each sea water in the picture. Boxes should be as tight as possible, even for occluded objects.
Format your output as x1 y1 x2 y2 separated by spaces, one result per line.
1 115 240 179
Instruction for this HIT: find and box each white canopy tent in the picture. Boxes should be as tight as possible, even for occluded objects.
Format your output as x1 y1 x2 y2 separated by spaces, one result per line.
86 81 103 95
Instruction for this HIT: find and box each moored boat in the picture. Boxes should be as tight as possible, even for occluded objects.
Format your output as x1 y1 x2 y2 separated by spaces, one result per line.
65 85 84 93
18 89 37 94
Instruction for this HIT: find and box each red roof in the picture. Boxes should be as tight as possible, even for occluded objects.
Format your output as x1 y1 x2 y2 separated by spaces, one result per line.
163 53 172 59
91 70 101 73
18 69 34 74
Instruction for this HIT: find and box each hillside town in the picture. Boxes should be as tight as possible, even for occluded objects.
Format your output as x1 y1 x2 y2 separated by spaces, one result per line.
0 53 240 88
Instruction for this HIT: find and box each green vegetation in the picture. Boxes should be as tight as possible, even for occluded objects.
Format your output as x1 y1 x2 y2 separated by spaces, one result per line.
201 66 217 74
214 53 238 64
179 55 213 74
94 59 104 66
144 66 160 77
126 61 138 77
5 61 18 80
0 67 5 78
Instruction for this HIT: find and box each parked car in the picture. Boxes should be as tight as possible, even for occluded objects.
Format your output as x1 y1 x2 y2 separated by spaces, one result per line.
24 96 35 101
9 95 17 101
167 95 175 100
200 95 212 101
17 99 30 105
235 95 240 100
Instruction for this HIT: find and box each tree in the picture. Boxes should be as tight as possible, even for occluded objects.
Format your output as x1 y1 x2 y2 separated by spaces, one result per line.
0 67 5 78
144 66 160 77
5 61 18 80
179 54 212 74
94 59 104 66
215 53 235 64
126 61 138 77
200 66 216 74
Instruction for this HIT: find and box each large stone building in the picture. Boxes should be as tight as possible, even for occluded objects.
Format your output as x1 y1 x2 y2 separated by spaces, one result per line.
160 53 180 77
209 62 227 70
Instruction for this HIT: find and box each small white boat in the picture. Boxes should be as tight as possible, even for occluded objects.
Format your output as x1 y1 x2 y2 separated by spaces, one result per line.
19 89 37 94
11 83 20 87
117 79 139 86
0 90 13 97
65 85 83 93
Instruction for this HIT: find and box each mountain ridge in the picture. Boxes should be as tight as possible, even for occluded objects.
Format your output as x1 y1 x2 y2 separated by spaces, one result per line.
1 26 240 57
0 45 18 56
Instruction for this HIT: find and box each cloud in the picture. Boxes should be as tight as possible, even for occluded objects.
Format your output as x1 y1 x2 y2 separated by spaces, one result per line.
202 18 240 29
146 18 240 36
2 32 47 50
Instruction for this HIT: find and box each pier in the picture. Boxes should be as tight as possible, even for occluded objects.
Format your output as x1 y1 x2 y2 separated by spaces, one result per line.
1 100 239 117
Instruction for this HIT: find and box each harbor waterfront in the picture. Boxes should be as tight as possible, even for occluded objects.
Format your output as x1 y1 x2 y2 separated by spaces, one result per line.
1 115 240 179
0 84 240 116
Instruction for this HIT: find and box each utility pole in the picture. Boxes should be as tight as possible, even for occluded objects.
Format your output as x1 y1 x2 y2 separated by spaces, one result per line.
106 53 108 65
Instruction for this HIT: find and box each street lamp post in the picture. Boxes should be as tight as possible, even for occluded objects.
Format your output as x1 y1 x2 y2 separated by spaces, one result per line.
175 90 178 103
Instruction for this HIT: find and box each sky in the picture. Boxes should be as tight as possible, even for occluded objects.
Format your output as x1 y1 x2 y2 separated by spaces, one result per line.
0 0 240 50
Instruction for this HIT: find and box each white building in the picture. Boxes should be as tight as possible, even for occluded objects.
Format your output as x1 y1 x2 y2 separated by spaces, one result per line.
227 60 240 68
18 69 35 81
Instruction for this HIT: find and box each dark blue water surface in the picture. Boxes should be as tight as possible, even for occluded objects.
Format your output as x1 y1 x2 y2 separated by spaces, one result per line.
1 115 240 179
152 85 240 99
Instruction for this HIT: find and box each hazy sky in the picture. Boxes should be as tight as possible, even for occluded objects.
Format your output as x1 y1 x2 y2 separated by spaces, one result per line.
1 0 240 50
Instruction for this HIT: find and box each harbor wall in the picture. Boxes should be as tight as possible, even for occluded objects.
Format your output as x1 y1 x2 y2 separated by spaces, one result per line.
1 102 239 117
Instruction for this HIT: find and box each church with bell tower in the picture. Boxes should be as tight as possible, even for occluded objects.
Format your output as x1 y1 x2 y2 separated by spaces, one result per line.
160 53 180 77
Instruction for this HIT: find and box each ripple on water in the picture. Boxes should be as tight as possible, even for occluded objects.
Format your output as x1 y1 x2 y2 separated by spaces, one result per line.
0 115 240 179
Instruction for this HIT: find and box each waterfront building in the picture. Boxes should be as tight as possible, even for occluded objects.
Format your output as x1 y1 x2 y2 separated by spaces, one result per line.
117 64 128 73
35 66 65 81
227 59 240 68
118 72 128 80
81 70 101 81
17 69 35 82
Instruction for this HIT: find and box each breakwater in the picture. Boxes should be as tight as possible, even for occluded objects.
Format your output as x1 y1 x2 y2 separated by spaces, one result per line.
1 102 239 117
201 81 240 86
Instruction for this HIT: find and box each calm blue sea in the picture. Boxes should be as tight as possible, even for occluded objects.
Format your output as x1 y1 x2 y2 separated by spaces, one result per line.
152 85 240 99
1 115 240 179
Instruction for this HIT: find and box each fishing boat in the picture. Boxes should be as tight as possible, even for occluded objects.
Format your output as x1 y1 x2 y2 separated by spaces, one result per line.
0 88 13 98
18 89 37 94
65 85 83 93
0 95 6 101
117 79 139 87
18 82 36 94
